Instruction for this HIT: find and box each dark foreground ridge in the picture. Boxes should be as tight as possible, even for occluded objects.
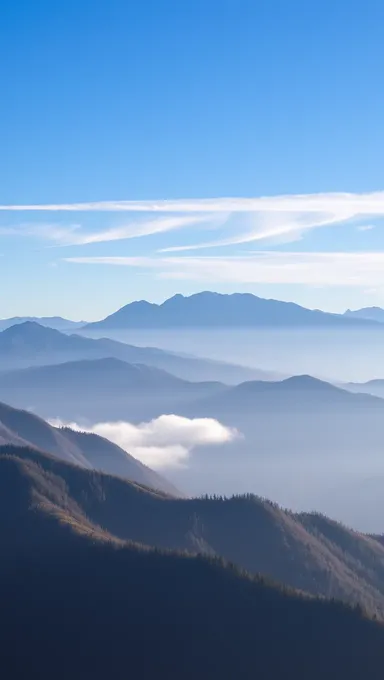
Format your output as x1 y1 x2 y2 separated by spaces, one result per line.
1 444 384 679
2 442 384 615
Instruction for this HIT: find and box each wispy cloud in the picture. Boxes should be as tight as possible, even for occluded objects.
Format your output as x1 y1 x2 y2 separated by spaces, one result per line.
64 251 384 288
160 210 349 252
2 191 384 213
357 224 375 232
0 215 221 247
50 414 238 469
0 223 82 242
2 191 384 250
65 215 221 245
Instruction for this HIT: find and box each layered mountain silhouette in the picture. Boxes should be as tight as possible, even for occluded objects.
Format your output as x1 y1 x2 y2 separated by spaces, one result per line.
176 375 384 478
344 306 384 323
0 355 225 421
190 374 384 415
1 444 384 680
0 315 85 332
84 291 379 329
1 365 384 478
3 359 382 426
0 357 191 390
0 401 177 495
345 377 384 399
0 321 277 382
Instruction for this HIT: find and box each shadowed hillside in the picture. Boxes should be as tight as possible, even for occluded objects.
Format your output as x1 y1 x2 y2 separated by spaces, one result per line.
1 445 384 680
3 443 384 617
0 401 178 495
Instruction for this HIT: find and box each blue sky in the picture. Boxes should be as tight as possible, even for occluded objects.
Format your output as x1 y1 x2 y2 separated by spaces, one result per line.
1 0 384 320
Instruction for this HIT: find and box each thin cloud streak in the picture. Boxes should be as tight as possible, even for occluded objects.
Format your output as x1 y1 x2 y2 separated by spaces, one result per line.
0 215 221 246
2 192 384 250
160 210 353 252
0 223 82 242
2 191 384 213
64 251 384 287
2 191 384 250
52 214 219 246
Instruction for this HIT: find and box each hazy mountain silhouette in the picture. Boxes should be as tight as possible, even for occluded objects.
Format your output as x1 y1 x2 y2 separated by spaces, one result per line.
1 367 384 468
0 401 177 495
345 377 384 399
344 306 384 323
3 359 377 425
0 321 277 382
0 315 85 332
189 374 384 417
2 446 384 679
84 291 379 329
0 357 225 422
0 357 192 389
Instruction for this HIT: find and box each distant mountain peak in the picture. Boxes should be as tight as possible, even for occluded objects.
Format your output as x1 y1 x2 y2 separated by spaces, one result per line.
1 321 63 342
344 307 384 323
280 375 336 390
84 291 379 330
4 320 55 333
0 316 86 332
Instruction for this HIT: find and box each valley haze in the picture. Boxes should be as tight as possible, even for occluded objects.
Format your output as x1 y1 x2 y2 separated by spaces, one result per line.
1 301 384 532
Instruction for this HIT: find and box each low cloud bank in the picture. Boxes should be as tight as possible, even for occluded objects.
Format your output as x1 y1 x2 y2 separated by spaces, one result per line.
50 414 238 469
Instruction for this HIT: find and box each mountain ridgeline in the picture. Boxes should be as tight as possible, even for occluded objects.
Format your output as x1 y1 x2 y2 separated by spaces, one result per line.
1 443 384 679
0 400 178 495
2 295 384 676
84 291 380 329
344 306 384 323
2 440 384 617
0 315 85 332
0 320 278 382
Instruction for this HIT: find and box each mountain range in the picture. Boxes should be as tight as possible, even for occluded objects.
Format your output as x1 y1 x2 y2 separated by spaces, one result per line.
2 442 384 679
4 401 384 619
2 317 384 533
2 354 384 511
0 356 191 390
84 291 380 329
9 443 384 614
5 294 384 335
2 349 383 425
0 315 85 332
0 321 278 382
190 374 383 415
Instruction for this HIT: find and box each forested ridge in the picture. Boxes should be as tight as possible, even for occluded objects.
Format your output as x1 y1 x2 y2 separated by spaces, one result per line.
1 445 384 679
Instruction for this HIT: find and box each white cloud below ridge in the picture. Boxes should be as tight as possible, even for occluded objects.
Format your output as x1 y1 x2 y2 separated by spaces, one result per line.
50 414 238 470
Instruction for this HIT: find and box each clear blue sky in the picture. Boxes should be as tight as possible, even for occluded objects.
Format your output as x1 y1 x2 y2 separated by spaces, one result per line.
1 0 384 319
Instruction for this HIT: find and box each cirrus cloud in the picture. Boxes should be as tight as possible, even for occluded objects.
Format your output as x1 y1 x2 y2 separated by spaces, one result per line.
0 214 222 247
2 191 384 214
1 191 384 250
